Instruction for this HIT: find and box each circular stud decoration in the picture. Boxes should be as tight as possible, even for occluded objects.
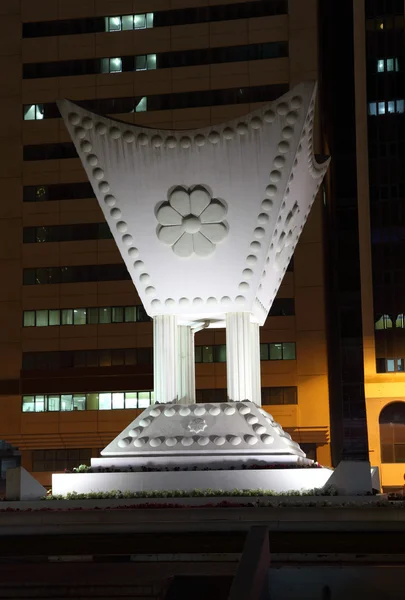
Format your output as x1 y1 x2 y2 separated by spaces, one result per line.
96 122 107 135
104 194 116 207
150 438 162 447
165 437 177 447
164 407 176 417
236 123 248 135
179 407 191 417
128 248 139 258
118 437 131 448
194 134 205 146
123 131 135 143
110 127 121 139
181 437 194 447
110 208 121 219
81 140 92 153
214 436 226 446
122 234 133 245
180 137 191 148
223 127 233 140
138 133 148 146
68 113 80 125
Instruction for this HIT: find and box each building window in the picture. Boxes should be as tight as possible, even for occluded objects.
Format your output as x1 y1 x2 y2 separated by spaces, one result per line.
22 390 155 413
375 314 393 329
261 386 297 405
377 358 405 373
368 100 405 116
22 347 154 370
135 96 147 112
260 342 296 361
135 54 156 71
23 223 113 243
380 402 405 463
377 57 399 72
32 448 92 472
104 13 154 32
22 305 149 327
23 264 131 285
101 57 122 73
23 104 44 120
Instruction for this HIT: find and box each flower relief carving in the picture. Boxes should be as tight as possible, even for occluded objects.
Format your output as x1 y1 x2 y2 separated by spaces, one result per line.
187 418 208 434
156 185 228 257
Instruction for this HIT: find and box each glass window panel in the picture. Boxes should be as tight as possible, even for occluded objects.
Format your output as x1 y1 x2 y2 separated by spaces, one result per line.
398 359 404 372
202 346 213 363
368 102 377 116
112 349 124 366
125 349 137 365
138 392 150 408
135 55 147 71
395 58 399 71
22 396 35 412
99 392 112 410
86 393 99 410
23 311 35 327
215 344 226 362
137 306 149 321
24 104 36 120
98 349 111 367
195 346 202 363
137 347 152 364
394 444 405 462
122 15 134 30
387 359 395 372
260 344 269 360
109 57 122 73
61 395 73 411
284 387 297 405
282 342 296 360
35 395 45 412
147 54 156 70
377 59 384 72
135 97 147 112
99 307 111 324
73 308 87 325
112 392 124 409
112 307 124 323
100 58 109 73
388 101 395 114
124 306 137 322
61 309 73 325
396 100 404 114
269 343 282 360
73 394 86 410
146 13 154 28
88 307 99 324
73 351 86 368
125 392 138 409
108 16 121 31
269 388 283 404
86 350 98 367
386 58 393 71
385 315 393 329
35 310 48 327
150 391 154 403
378 102 386 115
47 395 60 411
49 309 60 326
134 14 146 29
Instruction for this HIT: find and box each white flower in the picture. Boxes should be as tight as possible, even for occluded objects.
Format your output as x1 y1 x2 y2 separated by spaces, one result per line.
156 186 228 257
187 418 208 434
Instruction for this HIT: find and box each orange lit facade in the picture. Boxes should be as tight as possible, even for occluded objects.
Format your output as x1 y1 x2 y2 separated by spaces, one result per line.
0 0 334 487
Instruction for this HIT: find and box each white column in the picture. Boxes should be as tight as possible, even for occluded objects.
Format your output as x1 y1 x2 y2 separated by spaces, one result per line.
177 326 195 405
250 322 261 406
153 315 178 404
226 312 253 402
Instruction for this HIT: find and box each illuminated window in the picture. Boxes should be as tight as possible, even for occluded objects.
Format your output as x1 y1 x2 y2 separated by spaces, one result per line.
368 102 377 116
101 57 122 73
386 359 404 372
396 314 404 328
23 104 44 120
135 96 147 112
377 58 399 72
375 314 393 329
135 54 156 71
22 391 154 413
369 100 405 116
105 13 154 32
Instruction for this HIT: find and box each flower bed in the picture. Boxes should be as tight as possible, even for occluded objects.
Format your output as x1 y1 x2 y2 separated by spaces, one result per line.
70 462 322 474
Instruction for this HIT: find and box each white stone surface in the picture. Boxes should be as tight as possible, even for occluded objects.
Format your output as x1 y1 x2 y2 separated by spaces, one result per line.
52 468 332 496
226 312 257 402
101 401 305 457
178 325 195 404
326 461 373 495
58 82 329 326
153 315 178 404
6 467 46 501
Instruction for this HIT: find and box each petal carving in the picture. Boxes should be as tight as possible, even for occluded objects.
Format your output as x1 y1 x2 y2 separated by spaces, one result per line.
156 204 182 226
193 232 215 257
200 200 227 223
169 189 190 216
173 233 193 257
200 222 227 243
190 188 211 216
158 225 184 245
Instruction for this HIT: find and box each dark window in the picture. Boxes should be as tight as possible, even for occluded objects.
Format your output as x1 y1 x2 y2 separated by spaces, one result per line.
22 1 288 38
380 402 405 463
32 448 92 472
23 264 130 285
269 298 295 316
23 182 94 202
195 389 228 403
23 42 288 79
22 347 153 370
22 83 288 121
23 223 112 243
261 386 298 405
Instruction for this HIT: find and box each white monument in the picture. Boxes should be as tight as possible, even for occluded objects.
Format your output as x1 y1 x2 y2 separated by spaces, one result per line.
52 82 336 495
